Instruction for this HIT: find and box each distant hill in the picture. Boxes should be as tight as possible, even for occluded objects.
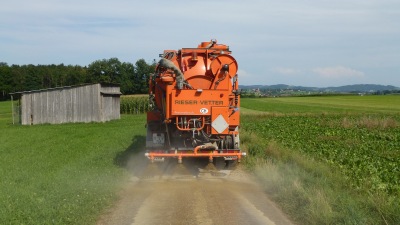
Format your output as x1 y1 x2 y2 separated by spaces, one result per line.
325 84 399 92
240 84 400 93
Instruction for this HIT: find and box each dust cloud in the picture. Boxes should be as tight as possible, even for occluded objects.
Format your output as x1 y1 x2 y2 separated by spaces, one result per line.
98 149 293 225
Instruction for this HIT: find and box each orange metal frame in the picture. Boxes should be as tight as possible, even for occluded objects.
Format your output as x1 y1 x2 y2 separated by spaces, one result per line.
145 146 246 163
145 150 246 162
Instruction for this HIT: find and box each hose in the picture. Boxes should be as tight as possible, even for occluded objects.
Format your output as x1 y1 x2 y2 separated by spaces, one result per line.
158 58 184 89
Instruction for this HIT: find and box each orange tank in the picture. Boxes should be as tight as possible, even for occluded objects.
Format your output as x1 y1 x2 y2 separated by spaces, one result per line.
145 40 244 164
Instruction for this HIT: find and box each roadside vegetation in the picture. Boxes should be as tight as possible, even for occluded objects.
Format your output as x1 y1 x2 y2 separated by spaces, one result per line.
0 101 146 224
1 95 399 224
120 95 149 114
241 95 400 224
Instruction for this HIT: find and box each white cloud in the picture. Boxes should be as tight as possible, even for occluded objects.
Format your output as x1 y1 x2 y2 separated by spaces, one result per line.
312 66 365 79
1 0 399 86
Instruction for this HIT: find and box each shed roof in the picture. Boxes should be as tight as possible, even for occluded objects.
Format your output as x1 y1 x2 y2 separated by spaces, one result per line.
10 83 120 98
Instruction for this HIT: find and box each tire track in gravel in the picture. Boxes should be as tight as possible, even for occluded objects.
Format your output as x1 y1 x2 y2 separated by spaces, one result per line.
97 164 293 225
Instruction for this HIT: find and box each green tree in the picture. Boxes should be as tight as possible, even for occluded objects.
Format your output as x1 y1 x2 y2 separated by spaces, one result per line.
86 58 155 94
87 58 123 84
0 57 156 100
119 62 135 94
66 65 87 86
134 59 156 94
0 63 12 100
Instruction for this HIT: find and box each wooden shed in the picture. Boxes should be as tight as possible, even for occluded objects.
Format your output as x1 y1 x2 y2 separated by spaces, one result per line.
10 83 121 125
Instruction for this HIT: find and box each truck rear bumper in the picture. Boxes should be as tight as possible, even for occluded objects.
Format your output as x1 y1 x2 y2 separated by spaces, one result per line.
145 146 246 163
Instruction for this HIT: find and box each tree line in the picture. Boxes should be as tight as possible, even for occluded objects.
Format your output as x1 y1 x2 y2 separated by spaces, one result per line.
0 58 156 100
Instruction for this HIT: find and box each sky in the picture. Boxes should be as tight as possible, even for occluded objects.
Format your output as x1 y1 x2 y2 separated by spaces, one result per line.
1 0 399 87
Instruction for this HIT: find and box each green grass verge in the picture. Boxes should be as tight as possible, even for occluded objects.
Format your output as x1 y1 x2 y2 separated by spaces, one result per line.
0 101 146 224
241 95 400 114
241 95 400 224
2 95 399 224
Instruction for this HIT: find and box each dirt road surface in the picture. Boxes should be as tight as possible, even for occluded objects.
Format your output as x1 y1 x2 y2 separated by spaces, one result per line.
97 158 293 225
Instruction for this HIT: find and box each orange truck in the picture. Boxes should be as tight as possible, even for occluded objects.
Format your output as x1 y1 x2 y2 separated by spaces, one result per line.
145 40 245 164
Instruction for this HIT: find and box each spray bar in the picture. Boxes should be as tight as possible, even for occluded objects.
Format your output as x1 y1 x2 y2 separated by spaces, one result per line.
145 147 246 163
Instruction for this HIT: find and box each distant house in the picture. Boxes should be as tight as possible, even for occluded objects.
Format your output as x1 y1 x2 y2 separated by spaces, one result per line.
10 83 121 125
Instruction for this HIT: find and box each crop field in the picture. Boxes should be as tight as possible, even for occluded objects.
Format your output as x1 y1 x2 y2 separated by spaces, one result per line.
120 95 149 114
241 95 400 114
242 96 400 193
240 95 400 224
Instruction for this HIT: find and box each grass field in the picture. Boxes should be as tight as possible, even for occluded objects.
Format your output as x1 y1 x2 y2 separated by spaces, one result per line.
1 95 399 224
241 95 400 114
241 95 400 224
0 102 146 224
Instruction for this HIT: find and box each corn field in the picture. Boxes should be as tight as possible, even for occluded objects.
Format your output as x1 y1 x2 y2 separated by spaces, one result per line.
120 95 149 114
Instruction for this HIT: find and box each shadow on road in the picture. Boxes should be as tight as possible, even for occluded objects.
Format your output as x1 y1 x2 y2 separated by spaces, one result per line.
113 135 148 175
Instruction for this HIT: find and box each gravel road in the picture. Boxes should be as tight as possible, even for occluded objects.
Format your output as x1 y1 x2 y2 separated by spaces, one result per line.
97 158 293 225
